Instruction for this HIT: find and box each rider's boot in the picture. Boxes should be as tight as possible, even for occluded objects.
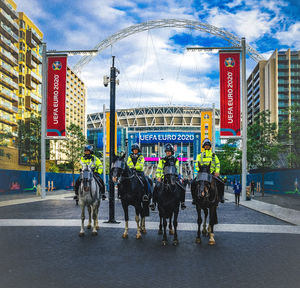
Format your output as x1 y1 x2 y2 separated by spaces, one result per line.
101 193 106 200
149 199 155 210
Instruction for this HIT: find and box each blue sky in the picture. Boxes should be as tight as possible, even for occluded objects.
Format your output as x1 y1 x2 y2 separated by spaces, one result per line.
14 0 300 113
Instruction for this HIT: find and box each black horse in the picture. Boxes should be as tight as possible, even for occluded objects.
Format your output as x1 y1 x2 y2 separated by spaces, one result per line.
156 161 183 246
111 154 152 239
193 164 219 245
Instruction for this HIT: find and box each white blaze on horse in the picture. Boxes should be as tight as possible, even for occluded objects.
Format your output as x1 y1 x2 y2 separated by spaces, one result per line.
78 161 102 237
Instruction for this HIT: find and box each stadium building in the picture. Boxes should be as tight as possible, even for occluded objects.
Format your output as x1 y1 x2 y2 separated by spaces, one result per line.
87 105 221 165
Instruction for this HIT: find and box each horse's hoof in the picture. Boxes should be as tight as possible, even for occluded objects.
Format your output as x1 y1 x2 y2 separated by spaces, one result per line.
122 233 128 239
196 237 201 244
169 229 174 235
158 230 163 235
208 239 216 245
202 231 208 237
92 231 98 236
162 240 167 246
87 224 92 229
79 232 84 237
96 225 100 230
141 229 147 234
136 233 142 240
173 240 178 246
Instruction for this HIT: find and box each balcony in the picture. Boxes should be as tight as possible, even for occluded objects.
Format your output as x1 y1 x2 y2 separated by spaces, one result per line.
0 0 18 19
31 70 42 84
29 92 41 104
0 33 18 55
0 60 18 79
26 30 37 48
0 21 18 42
25 95 31 110
0 86 17 102
0 8 18 30
0 72 18 90
0 112 16 126
31 28 42 44
26 51 37 69
0 99 13 113
0 47 17 66
25 74 34 89
31 49 42 63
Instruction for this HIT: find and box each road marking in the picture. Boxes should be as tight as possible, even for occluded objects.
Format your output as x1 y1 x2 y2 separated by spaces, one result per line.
0 219 299 234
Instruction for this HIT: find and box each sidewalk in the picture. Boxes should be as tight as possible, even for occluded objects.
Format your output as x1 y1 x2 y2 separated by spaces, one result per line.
225 187 300 226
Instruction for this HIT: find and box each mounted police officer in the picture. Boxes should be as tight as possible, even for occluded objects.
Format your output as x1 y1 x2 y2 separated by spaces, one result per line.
191 138 224 204
127 143 153 208
74 145 106 201
154 143 186 210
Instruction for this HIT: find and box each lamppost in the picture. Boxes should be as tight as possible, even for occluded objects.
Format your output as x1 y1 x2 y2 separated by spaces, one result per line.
40 43 98 199
187 38 247 201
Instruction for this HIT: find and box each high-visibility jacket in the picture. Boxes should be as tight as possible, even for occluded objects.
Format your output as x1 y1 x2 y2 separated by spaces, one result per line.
127 153 144 172
156 156 179 179
80 155 103 174
195 149 220 174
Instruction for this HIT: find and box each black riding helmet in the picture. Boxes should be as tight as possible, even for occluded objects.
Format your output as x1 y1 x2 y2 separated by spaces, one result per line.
84 145 94 154
131 143 141 152
165 143 174 154
202 138 212 148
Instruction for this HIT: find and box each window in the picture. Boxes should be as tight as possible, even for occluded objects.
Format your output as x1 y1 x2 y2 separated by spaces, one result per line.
19 75 24 84
19 20 25 29
19 31 25 39
19 53 25 62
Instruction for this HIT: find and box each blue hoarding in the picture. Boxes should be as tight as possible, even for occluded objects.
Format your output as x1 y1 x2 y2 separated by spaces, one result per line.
138 132 195 144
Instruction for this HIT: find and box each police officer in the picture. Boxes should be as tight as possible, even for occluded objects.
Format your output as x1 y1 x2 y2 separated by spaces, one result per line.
155 143 186 210
192 138 224 203
74 145 106 201
127 143 153 207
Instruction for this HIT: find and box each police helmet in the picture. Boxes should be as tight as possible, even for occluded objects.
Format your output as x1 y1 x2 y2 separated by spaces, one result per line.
84 145 94 154
131 143 141 152
165 143 174 154
202 138 212 148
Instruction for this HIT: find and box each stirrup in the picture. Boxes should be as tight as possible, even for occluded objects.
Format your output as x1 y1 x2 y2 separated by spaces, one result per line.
181 202 186 210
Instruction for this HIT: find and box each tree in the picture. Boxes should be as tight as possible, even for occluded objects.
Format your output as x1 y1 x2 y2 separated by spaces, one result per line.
217 139 242 175
279 104 300 168
59 124 87 184
247 111 281 169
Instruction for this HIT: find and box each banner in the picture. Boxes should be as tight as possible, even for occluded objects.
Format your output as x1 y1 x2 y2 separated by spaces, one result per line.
138 132 195 144
201 111 212 151
47 56 67 137
219 52 241 136
105 112 117 154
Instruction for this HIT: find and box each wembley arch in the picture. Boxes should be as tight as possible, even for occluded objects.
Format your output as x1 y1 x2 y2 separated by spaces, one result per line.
72 18 265 73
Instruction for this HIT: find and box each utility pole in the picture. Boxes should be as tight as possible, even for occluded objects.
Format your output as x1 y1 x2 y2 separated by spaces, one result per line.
212 103 216 153
103 104 106 193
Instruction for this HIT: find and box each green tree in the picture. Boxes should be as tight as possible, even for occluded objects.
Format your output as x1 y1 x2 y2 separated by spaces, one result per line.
279 104 300 168
60 124 87 184
247 111 280 169
217 139 242 175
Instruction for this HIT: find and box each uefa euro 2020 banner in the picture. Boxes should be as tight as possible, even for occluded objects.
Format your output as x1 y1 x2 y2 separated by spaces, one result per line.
47 56 67 137
219 52 241 137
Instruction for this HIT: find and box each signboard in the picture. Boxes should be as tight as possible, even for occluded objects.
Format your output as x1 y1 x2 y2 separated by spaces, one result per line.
46 55 67 137
219 51 241 136
138 132 194 144
201 111 212 151
105 112 117 153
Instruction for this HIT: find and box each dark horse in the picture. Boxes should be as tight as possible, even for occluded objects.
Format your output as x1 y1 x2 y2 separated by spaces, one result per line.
194 164 219 245
157 162 182 246
111 154 152 239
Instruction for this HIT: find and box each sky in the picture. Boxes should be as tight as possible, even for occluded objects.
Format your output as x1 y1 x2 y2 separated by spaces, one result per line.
14 0 300 114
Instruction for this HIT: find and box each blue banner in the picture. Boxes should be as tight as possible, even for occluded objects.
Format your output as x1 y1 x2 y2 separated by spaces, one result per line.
139 132 195 144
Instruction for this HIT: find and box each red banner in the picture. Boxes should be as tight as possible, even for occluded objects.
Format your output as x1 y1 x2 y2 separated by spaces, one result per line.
47 56 67 137
219 52 241 136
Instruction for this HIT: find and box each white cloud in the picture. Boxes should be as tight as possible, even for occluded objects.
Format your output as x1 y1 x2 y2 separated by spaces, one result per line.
275 22 300 49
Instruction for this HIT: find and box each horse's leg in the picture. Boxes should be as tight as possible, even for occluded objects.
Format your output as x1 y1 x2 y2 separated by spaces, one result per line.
169 214 174 235
87 206 92 229
208 206 216 245
141 217 146 234
79 205 85 237
196 205 202 244
92 205 98 236
162 217 168 246
172 208 179 246
158 214 163 235
202 208 208 236
122 201 129 239
95 201 100 230
135 213 142 239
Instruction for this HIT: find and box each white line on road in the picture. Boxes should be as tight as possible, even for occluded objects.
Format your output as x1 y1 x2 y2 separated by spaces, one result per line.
0 219 299 234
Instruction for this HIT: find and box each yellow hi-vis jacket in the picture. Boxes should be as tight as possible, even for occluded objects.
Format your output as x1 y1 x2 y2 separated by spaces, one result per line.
127 154 144 172
80 155 103 174
155 156 179 179
195 150 220 174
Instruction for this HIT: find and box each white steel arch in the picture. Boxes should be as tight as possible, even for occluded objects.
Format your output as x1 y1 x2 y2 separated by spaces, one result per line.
73 18 265 73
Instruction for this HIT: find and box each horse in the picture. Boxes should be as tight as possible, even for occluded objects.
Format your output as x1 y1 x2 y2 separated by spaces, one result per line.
193 163 219 245
111 154 152 239
78 161 102 237
156 162 182 246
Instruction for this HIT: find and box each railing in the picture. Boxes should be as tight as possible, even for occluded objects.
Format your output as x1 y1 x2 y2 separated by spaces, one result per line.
30 70 42 83
0 30 18 54
12 105 18 113
0 60 18 77
0 47 17 65
0 86 18 101
0 73 18 89
31 28 42 43
30 92 41 103
0 8 18 30
2 0 18 18
31 49 42 62
0 21 18 42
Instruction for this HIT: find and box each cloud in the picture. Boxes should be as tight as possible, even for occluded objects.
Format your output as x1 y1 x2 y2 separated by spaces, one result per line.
275 22 300 49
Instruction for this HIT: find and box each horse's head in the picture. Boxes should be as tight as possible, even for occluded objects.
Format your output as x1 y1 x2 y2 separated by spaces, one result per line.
111 153 126 185
196 165 212 199
163 162 178 187
80 161 94 192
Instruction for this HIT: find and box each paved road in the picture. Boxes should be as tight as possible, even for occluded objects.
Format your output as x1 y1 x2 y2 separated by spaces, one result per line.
0 190 299 288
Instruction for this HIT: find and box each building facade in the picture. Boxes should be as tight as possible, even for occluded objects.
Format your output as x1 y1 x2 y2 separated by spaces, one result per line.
0 0 19 146
247 49 300 128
